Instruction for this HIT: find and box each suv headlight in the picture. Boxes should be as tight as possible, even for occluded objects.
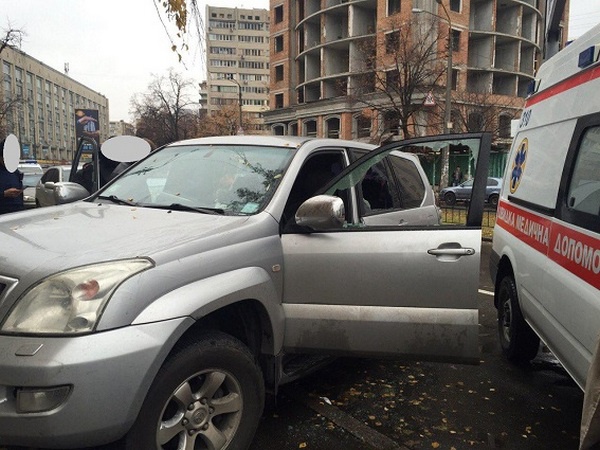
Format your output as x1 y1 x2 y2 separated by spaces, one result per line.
1 259 153 335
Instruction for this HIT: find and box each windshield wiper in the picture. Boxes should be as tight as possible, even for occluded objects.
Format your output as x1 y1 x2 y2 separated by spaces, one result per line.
154 203 225 215
96 195 138 206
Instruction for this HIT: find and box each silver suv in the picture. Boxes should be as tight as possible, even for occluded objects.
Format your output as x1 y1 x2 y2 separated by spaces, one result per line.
0 133 491 449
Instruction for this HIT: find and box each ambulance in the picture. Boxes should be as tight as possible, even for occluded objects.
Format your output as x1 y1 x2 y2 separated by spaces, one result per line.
490 23 600 390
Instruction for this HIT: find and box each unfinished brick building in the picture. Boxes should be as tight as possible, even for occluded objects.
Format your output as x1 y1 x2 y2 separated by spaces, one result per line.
264 0 568 179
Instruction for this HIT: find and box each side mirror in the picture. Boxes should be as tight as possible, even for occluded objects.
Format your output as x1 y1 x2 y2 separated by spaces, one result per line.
295 195 345 231
53 182 91 205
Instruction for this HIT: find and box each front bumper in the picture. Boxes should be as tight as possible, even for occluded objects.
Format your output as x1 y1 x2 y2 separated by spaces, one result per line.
0 317 191 448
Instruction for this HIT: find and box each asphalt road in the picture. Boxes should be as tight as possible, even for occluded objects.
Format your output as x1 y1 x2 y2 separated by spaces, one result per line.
250 241 584 450
3 242 584 450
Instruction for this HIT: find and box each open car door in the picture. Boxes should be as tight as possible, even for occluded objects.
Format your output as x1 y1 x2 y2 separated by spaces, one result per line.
47 136 152 205
281 133 492 364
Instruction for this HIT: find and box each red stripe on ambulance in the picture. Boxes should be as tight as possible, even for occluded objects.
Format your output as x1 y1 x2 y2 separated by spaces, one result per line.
496 199 600 290
525 65 600 107
550 222 600 290
496 200 551 255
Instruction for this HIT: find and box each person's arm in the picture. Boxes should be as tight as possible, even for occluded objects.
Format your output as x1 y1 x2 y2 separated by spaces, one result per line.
3 187 23 198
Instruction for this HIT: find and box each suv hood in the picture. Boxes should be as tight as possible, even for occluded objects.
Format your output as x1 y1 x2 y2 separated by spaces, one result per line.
0 202 253 279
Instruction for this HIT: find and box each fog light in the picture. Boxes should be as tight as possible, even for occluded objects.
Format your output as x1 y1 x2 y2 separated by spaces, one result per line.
16 385 71 413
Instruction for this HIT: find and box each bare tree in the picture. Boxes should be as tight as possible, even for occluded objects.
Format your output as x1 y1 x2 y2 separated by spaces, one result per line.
450 89 523 141
0 96 23 139
130 69 199 146
0 24 25 138
197 104 263 137
348 18 446 143
0 24 24 56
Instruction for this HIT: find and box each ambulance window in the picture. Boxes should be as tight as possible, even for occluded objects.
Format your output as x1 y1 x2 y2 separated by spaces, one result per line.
567 126 600 218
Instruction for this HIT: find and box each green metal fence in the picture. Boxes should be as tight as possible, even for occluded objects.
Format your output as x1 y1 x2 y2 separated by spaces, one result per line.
440 205 497 240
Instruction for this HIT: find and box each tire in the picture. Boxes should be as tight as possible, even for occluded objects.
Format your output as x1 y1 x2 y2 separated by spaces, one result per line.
444 192 456 206
125 331 264 450
497 275 540 363
489 193 499 207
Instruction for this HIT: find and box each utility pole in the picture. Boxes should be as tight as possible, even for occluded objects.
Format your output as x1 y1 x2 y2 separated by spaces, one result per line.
228 75 244 135
437 0 453 190
413 0 454 189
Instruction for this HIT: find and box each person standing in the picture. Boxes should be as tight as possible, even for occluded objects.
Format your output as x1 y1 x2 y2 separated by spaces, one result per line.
0 138 24 215
451 165 463 186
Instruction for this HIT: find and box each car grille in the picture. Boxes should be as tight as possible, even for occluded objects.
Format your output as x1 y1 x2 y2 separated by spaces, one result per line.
0 275 18 303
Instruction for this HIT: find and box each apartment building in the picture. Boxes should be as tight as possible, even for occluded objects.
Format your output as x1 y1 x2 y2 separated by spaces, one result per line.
1 46 109 163
264 0 569 178
205 5 271 132
109 120 135 137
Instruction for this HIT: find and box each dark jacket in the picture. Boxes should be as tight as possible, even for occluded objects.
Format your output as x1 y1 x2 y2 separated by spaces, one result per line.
0 166 24 214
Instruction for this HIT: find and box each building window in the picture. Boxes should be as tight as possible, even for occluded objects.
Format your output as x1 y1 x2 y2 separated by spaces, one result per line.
355 114 371 139
386 70 399 90
275 93 284 109
304 120 317 137
387 0 400 16
210 46 236 55
325 117 340 139
467 112 484 132
273 124 285 135
275 64 284 82
385 31 400 53
450 109 461 132
275 35 284 53
275 5 284 23
384 110 402 136
451 29 461 52
450 0 461 12
451 69 459 90
499 114 512 138
289 122 298 136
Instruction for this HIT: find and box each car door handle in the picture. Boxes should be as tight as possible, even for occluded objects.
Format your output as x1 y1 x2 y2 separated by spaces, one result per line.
427 247 475 257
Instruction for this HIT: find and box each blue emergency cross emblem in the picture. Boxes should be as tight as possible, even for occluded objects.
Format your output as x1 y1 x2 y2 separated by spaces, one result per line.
510 138 528 193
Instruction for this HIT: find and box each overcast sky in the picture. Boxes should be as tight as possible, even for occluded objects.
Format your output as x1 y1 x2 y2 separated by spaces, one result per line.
2 0 598 123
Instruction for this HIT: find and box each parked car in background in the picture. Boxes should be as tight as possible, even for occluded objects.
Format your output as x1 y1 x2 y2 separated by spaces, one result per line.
440 176 502 206
17 161 44 209
35 164 79 207
17 160 43 175
22 172 43 208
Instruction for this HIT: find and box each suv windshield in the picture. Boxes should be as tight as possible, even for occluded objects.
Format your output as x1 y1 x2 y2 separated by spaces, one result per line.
97 144 295 215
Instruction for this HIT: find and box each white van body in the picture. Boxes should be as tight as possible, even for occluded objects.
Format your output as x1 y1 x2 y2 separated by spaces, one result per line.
491 23 600 390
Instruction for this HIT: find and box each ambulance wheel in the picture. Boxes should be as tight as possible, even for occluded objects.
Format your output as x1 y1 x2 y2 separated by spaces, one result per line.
497 275 540 363
444 192 456 206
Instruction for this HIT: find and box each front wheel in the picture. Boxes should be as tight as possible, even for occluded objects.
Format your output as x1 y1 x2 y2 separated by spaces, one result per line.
444 192 456 206
126 331 264 450
497 275 540 363
489 194 499 207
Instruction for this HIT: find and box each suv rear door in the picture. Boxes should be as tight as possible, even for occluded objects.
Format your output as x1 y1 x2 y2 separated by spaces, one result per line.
281 133 491 364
